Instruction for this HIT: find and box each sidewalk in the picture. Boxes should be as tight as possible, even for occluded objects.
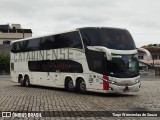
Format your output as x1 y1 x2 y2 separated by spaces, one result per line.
0 75 11 80
140 76 160 81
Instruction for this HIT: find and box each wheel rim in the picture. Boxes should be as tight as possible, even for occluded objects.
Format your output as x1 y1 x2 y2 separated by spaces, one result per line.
20 78 23 83
80 81 86 92
68 80 74 89
20 77 24 86
26 79 29 86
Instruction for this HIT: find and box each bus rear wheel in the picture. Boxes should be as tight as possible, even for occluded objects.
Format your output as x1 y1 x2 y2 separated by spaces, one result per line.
19 76 25 87
65 77 74 92
24 76 30 87
77 78 86 93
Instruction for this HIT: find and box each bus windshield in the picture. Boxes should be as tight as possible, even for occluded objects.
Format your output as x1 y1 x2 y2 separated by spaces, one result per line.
80 28 138 78
79 28 136 50
105 54 139 78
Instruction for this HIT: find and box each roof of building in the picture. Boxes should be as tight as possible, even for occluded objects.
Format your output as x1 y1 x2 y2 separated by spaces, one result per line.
142 44 160 48
0 24 32 33
138 44 160 54
0 24 10 30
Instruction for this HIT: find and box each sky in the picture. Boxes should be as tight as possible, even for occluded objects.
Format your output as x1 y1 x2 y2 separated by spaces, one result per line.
0 0 160 47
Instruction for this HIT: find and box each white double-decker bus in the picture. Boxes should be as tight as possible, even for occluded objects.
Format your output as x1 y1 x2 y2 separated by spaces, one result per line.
10 27 150 93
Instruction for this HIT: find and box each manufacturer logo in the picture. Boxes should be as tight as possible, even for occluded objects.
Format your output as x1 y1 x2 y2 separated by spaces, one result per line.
2 112 11 117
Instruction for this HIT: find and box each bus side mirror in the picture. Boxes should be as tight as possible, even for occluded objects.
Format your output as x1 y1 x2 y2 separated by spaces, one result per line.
94 46 112 61
137 47 152 60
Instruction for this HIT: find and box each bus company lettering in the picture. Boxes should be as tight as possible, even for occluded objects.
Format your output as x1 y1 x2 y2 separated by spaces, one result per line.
13 49 73 62
52 63 70 71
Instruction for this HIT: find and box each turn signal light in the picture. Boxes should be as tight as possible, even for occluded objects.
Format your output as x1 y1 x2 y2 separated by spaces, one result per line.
103 75 109 80
103 75 109 90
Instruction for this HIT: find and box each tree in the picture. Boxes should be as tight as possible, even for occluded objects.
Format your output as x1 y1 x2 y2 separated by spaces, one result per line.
0 55 10 73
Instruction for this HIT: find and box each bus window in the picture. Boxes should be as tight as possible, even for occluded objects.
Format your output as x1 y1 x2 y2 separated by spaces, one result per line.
79 29 101 46
63 31 82 49
54 31 82 49
27 38 41 51
11 63 14 71
40 36 55 50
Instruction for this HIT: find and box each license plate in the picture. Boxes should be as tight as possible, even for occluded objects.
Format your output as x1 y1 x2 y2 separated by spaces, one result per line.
123 86 129 92
123 89 129 92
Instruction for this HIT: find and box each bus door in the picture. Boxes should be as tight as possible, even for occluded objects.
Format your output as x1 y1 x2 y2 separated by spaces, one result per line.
48 71 62 87
41 60 62 87
55 71 62 86
41 72 51 86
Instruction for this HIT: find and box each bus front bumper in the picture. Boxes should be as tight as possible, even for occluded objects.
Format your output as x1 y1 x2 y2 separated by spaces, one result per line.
106 82 141 93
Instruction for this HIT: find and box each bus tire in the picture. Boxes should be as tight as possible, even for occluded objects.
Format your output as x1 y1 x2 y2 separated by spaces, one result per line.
76 78 86 93
24 76 30 87
65 77 75 92
19 76 25 87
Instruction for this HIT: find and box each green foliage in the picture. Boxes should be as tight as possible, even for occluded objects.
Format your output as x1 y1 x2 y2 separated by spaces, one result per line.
147 44 153 48
0 55 10 70
147 44 160 48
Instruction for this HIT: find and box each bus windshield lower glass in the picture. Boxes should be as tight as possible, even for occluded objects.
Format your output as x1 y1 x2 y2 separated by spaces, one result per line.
105 54 139 78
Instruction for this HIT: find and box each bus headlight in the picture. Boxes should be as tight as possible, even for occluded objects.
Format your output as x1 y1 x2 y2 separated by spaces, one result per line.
135 78 140 83
108 80 117 84
111 81 115 84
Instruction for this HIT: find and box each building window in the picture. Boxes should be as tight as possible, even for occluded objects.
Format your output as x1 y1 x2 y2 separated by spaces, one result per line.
11 63 14 71
152 54 158 60
138 55 143 60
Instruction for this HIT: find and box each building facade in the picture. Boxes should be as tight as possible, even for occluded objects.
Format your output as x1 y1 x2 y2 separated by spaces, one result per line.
0 24 32 74
138 44 160 76
0 24 32 45
0 24 32 55
138 44 160 67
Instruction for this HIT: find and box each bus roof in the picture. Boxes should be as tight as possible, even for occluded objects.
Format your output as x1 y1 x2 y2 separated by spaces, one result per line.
11 27 126 44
